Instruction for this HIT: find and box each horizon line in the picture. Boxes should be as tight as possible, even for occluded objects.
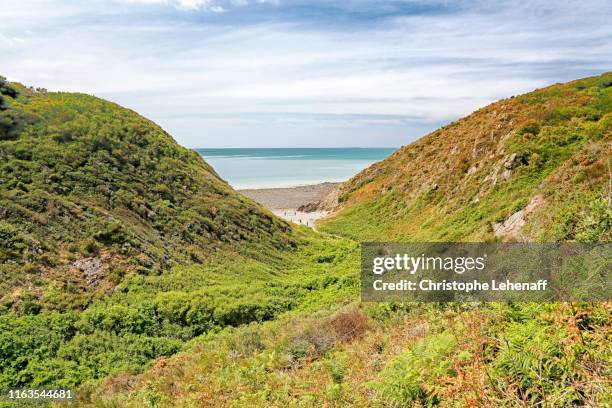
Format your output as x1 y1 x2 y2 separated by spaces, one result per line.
190 146 400 149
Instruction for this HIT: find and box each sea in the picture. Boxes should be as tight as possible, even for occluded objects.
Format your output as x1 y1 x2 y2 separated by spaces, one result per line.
195 147 396 189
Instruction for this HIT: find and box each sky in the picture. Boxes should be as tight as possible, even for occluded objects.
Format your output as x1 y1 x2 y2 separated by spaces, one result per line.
1 0 611 148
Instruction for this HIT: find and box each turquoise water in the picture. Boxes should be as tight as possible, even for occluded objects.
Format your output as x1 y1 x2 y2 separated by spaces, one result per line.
196 148 396 189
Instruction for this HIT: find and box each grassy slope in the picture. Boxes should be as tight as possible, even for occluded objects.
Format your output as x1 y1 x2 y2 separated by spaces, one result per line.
0 78 359 390
86 75 611 407
319 73 612 242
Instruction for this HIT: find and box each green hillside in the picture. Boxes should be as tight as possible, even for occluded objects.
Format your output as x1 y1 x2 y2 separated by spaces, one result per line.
319 73 612 242
0 78 301 311
0 76 358 389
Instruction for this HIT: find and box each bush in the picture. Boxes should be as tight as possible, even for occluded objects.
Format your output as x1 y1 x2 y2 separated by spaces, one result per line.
511 197 530 213
0 76 18 99
517 121 541 136
329 307 369 342
281 307 370 364
286 320 335 360
81 238 99 255
0 221 28 261
93 221 127 245
226 325 266 357
0 313 78 387
14 290 41 316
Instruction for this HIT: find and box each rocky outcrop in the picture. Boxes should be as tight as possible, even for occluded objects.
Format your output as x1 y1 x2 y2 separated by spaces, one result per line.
493 195 544 240
297 201 320 212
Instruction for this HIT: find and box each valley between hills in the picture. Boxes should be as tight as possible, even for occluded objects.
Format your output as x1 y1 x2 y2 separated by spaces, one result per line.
0 73 610 407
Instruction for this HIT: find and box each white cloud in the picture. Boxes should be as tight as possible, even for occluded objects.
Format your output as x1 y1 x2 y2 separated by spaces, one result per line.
121 0 217 11
174 0 208 10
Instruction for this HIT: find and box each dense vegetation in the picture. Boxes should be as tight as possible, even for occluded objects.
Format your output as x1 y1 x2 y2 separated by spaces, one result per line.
0 231 358 390
0 74 609 407
83 299 609 407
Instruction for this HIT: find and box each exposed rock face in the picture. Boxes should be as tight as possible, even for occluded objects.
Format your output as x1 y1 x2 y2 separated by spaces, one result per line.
493 195 545 240
503 153 519 170
297 202 320 212
294 184 341 213
71 256 105 286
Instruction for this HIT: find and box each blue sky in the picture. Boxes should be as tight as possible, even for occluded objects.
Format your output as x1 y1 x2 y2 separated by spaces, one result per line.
1 0 611 148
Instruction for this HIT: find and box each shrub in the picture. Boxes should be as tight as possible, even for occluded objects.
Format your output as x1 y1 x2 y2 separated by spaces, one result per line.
14 290 41 316
511 197 530 213
0 76 18 99
281 307 371 364
598 80 612 89
517 121 541 136
286 320 335 361
81 238 99 255
0 221 27 261
575 196 612 242
329 307 369 342
226 325 266 357
93 221 127 245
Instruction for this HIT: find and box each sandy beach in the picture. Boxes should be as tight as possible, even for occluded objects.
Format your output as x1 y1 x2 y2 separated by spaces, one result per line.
239 182 339 229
